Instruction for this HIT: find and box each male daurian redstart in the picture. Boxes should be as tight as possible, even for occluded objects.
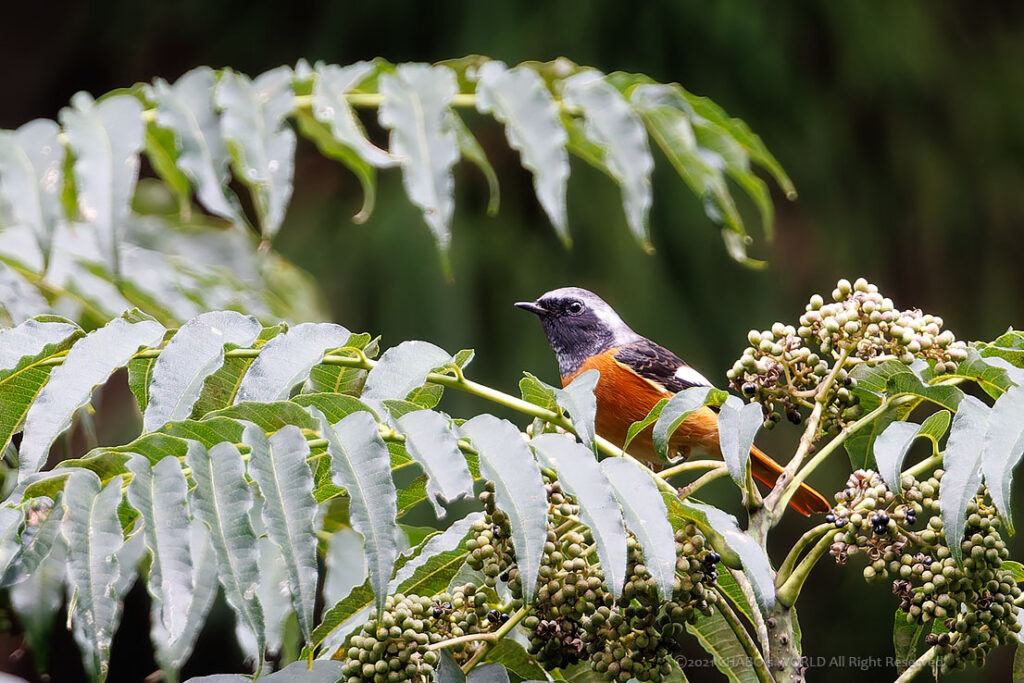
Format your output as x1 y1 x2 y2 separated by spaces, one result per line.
516 287 830 516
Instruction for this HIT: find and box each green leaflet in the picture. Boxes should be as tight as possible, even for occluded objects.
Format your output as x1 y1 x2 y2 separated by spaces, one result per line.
652 386 729 462
215 66 296 239
305 333 378 395
185 441 266 667
243 425 319 647
0 317 82 453
532 433 627 599
19 316 165 479
59 92 144 276
461 415 549 602
476 61 570 244
686 609 759 683
601 458 676 600
378 63 460 261
563 70 653 250
234 322 351 403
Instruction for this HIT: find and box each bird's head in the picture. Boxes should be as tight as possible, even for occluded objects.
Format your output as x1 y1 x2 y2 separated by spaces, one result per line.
516 287 640 376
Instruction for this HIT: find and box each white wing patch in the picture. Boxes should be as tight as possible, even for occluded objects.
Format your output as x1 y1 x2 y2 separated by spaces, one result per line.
674 365 712 387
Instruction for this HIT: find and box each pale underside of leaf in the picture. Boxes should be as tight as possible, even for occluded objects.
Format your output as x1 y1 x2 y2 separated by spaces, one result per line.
396 409 474 517
531 433 627 598
940 395 990 565
235 322 351 403
475 61 569 243
19 317 165 480
0 119 64 263
361 339 453 401
716 396 762 486
981 385 1024 533
144 310 261 431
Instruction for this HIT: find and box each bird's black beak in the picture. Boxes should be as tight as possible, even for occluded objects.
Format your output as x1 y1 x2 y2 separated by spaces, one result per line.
515 301 548 316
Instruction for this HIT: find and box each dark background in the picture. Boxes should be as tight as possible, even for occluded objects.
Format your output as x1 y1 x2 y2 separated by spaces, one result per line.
2 1 1024 681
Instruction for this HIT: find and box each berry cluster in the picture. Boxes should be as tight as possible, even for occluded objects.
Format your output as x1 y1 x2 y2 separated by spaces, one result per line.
468 474 719 682
727 278 968 432
826 468 1021 673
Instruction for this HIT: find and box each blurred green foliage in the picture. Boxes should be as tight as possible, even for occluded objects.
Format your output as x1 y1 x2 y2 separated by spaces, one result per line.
2 1 1023 681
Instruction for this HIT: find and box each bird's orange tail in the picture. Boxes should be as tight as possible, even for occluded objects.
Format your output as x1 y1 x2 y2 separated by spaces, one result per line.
750 445 831 516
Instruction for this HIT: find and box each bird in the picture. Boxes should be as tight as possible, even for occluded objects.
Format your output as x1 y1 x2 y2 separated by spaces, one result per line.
515 286 830 516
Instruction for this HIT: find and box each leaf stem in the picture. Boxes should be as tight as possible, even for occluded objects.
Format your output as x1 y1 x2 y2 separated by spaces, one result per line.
676 465 730 501
776 523 833 587
904 452 943 480
893 645 937 683
775 526 835 607
712 588 775 683
656 459 724 479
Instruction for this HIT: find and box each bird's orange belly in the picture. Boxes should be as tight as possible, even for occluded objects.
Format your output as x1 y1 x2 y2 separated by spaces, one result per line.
563 351 720 463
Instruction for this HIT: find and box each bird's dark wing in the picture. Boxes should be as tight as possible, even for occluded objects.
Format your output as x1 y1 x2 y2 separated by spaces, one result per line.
613 339 713 394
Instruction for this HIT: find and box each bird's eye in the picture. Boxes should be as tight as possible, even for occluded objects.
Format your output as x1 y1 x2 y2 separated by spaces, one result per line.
567 300 584 315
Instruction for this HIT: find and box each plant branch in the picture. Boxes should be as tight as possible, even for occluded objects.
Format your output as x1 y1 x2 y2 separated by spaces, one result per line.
904 453 943 480
656 459 724 479
712 588 774 683
458 606 530 674
765 346 849 518
893 645 937 683
676 465 730 500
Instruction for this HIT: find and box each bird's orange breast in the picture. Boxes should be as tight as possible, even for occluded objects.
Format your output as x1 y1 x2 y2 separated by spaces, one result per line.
563 349 720 462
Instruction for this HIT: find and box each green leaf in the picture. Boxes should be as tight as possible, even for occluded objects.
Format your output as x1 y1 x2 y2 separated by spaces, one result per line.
0 120 65 265
437 651 466 683
554 370 599 450
378 64 460 260
940 347 1016 399
519 371 559 412
461 415 548 601
144 122 193 216
885 372 963 411
291 393 376 423
716 396 763 486
563 70 653 250
362 340 453 401
305 333 378 395
532 433 627 599
686 501 773 611
600 458 675 600
59 93 144 276
874 421 929 493
1014 645 1024 683
185 661 345 683
150 67 245 223
1 495 64 586
630 85 743 251
306 62 395 224
191 323 285 416
312 63 393 166
467 663 510 683
235 322 351 403
622 397 668 452
152 520 219 677
19 316 165 479
476 62 569 244
449 110 500 215
62 472 133 682
209 400 317 433
652 386 729 462
215 67 296 239
243 424 318 647
126 456 194 649
0 262 49 325
9 534 65 672
940 396 990 565
185 441 265 666
981 384 1024 534
313 512 480 653
0 318 82 451
1005 560 1024 583
483 640 547 681
686 609 759 683
313 408 398 612
143 311 261 431
396 409 474 517
978 329 1024 367
893 609 926 675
